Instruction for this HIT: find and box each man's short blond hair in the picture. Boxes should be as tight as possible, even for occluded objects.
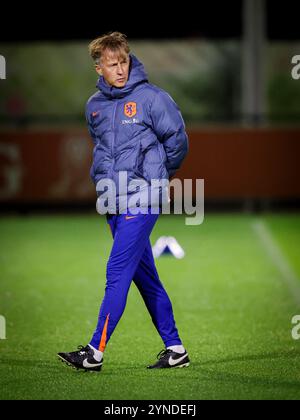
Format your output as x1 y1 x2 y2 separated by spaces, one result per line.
89 32 130 64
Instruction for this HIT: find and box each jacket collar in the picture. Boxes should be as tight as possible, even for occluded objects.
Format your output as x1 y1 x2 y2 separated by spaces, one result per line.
96 54 148 100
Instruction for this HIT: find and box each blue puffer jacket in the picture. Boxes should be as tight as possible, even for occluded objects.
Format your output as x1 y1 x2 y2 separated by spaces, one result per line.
86 54 188 213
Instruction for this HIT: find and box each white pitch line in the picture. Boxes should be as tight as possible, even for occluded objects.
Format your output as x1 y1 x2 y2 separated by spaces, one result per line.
252 220 300 307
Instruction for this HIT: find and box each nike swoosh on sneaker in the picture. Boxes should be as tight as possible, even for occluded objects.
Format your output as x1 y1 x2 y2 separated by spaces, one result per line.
168 353 188 367
83 359 102 369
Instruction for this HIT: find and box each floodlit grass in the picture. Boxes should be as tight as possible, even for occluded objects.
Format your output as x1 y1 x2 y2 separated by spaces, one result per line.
0 213 300 400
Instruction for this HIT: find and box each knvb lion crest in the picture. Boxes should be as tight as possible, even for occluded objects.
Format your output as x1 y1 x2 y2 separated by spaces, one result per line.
124 102 137 118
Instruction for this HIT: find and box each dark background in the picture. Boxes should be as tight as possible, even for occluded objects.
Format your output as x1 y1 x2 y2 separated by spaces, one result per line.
1 0 300 42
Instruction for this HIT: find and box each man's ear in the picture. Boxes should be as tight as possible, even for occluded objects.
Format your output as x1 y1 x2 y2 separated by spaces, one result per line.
95 64 102 76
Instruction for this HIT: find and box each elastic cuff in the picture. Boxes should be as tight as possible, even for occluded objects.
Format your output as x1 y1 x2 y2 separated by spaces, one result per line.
164 339 182 347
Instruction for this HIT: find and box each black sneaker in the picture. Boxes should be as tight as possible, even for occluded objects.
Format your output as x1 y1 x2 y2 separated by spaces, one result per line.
58 345 103 372
147 349 190 369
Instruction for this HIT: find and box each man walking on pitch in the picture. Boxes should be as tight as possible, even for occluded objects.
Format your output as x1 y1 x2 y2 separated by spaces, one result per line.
58 32 189 372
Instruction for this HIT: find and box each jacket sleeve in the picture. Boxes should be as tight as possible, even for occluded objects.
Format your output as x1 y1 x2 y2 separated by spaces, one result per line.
85 108 97 146
150 90 189 178
85 107 97 182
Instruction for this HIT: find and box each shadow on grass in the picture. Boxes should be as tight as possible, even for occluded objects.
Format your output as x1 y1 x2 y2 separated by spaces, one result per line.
0 358 65 372
0 357 144 377
199 348 300 367
184 349 300 392
1 349 300 392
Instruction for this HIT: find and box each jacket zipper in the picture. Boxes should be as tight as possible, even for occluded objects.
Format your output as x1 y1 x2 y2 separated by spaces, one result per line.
111 101 118 158
109 101 118 180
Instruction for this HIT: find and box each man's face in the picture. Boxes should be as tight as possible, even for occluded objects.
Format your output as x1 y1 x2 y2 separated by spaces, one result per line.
95 49 130 88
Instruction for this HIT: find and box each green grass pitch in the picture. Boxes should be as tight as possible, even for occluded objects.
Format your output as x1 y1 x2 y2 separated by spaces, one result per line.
0 213 300 400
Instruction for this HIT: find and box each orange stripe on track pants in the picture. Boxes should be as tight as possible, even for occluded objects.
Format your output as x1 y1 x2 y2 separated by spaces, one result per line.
99 314 110 352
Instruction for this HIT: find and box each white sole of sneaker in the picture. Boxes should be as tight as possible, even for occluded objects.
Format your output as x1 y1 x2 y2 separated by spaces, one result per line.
175 362 190 368
57 355 102 373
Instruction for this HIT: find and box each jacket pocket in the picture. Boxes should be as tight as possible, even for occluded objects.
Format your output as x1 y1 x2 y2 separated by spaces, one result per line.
142 142 169 182
114 141 140 172
158 142 167 164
